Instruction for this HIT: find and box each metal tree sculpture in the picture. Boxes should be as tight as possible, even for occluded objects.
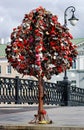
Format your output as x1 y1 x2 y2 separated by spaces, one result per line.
5 6 78 123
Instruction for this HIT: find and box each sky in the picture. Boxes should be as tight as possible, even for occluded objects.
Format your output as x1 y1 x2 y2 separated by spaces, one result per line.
0 0 84 41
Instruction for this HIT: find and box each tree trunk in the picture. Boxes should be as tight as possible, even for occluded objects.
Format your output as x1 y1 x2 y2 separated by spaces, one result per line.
38 74 44 121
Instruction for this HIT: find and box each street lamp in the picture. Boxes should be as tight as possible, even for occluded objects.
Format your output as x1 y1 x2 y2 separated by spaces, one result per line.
63 6 79 80
64 6 79 27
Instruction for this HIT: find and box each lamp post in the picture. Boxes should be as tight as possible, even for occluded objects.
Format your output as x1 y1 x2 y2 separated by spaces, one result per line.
63 6 79 80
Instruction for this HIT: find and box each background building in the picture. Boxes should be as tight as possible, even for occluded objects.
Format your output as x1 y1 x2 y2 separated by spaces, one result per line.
50 38 84 88
0 38 84 87
0 41 31 79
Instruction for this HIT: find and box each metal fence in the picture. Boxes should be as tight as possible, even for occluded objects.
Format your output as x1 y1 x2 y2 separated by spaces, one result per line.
0 76 84 106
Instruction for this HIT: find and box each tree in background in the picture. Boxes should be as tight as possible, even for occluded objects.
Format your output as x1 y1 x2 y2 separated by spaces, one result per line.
6 6 78 123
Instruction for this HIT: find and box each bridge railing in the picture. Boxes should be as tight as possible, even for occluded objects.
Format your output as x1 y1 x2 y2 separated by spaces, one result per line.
68 85 84 106
0 76 84 106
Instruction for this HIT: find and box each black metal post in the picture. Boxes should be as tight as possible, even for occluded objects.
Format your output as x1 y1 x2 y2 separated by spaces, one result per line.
64 70 68 80
62 6 79 106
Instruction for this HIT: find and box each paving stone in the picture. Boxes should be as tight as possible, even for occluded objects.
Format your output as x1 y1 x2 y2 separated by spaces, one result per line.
0 105 84 129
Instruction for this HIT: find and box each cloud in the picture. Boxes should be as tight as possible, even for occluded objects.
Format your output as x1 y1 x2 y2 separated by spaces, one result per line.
0 0 83 39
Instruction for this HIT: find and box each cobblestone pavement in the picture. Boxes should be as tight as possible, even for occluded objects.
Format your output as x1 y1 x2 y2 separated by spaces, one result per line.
0 104 56 114
0 105 84 127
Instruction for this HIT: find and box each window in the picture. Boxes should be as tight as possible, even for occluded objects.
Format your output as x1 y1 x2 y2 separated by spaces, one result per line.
7 65 11 74
72 60 76 69
71 80 76 87
0 65 1 73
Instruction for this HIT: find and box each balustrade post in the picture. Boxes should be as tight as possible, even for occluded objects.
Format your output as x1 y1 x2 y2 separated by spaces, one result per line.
62 79 71 106
15 76 19 104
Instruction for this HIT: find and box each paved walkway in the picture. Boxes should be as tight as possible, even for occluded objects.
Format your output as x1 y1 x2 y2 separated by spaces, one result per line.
0 105 84 129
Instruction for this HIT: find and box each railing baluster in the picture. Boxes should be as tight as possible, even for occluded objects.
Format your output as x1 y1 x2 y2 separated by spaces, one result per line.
15 76 19 104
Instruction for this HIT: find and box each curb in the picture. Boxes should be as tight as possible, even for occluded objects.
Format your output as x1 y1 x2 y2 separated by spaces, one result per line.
0 125 84 130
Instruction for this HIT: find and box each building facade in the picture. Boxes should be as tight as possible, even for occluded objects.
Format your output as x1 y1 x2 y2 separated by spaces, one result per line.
0 44 31 79
50 38 84 88
0 38 84 87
